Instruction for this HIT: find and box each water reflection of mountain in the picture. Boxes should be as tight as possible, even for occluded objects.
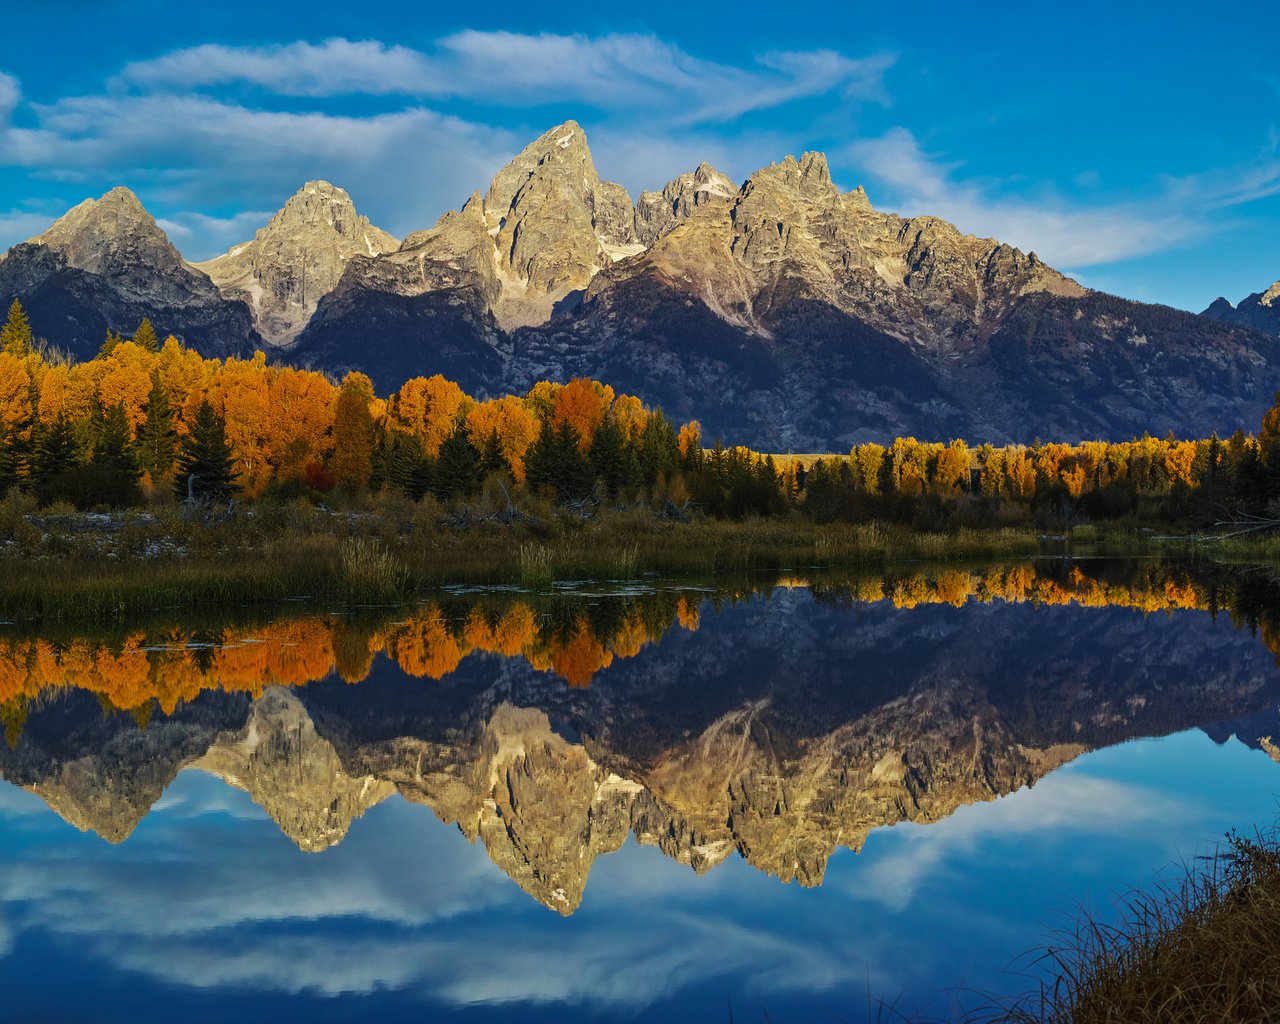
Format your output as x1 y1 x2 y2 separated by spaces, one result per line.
2 562 1279 914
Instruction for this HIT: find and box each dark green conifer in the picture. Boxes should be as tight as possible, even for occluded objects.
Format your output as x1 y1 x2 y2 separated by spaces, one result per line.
137 374 177 477
173 400 236 502
433 424 481 501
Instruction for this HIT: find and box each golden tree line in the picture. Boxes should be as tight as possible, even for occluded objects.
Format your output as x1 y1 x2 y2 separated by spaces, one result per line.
0 303 703 499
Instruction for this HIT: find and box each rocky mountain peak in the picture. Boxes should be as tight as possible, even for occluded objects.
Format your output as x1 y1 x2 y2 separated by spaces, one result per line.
194 180 398 346
30 186 178 276
482 119 594 219
0 184 258 359
348 118 641 333
846 185 873 210
635 162 738 245
1202 276 1280 338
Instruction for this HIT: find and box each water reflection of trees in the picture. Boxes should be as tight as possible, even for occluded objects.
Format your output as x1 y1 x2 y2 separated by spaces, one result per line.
2 562 1278 745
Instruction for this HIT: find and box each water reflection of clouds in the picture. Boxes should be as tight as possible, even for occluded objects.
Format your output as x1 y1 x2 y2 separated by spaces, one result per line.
0 732 1275 1016
839 773 1197 912
0 772 888 1009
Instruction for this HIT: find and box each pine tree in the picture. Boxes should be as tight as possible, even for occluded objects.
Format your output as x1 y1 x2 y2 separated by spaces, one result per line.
132 317 159 353
588 417 627 496
433 424 481 501
174 400 236 502
85 404 142 507
136 374 177 477
98 329 123 358
0 427 27 494
0 299 32 358
32 415 81 504
478 429 507 477
526 421 593 501
94 404 139 473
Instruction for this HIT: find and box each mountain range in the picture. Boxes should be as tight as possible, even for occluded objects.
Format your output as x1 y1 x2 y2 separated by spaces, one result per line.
3 120 1279 448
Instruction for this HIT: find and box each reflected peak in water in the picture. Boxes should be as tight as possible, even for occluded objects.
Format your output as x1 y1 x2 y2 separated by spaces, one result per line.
1 560 1279 915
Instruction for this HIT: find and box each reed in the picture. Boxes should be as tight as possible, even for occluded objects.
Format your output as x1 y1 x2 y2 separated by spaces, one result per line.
517 542 554 589
989 827 1280 1024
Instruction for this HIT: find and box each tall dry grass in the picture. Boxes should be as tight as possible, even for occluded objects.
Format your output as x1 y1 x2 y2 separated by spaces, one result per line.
991 827 1280 1023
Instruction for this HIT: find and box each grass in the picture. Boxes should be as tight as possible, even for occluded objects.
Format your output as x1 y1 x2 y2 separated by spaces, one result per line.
517 542 554 589
2 491 1278 623
991 827 1280 1023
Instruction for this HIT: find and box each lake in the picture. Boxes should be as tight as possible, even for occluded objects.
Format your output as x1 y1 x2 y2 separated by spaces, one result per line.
1 560 1278 1022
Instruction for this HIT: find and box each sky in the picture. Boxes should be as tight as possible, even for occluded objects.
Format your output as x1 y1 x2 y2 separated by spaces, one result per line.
2 0 1280 312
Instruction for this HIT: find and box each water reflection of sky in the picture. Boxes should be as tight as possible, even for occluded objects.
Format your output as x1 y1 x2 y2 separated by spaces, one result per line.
0 729 1276 1023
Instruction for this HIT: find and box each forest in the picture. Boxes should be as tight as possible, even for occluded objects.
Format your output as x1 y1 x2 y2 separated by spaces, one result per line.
3 298 1280 530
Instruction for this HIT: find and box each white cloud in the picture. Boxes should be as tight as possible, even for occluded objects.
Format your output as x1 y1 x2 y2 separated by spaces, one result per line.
115 33 893 127
0 72 19 125
0 91 515 244
843 127 1202 269
838 774 1196 912
119 39 434 97
0 208 58 249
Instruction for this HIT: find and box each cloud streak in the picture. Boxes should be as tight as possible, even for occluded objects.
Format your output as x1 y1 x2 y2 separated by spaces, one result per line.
117 33 894 126
843 127 1202 269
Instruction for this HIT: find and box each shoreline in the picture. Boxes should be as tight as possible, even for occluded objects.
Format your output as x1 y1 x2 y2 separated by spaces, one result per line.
1 503 1275 623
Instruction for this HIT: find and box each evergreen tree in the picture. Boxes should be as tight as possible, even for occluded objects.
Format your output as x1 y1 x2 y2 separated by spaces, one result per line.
174 400 236 502
136 374 177 477
32 415 81 504
638 412 679 486
478 429 507 477
98 329 123 358
0 299 32 357
132 317 159 353
526 421 593 501
390 433 427 498
95 404 139 473
0 427 27 494
588 417 627 496
433 424 481 501
80 404 142 507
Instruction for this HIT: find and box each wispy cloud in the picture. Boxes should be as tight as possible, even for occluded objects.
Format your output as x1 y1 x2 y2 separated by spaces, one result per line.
842 127 1201 269
0 33 891 256
0 92 515 248
116 33 894 126
0 72 19 125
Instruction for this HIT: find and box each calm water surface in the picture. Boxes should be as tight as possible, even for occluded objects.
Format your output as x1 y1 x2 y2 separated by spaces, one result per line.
1 561 1278 1022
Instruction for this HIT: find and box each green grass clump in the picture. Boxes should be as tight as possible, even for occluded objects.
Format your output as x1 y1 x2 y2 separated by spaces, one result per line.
518 542 554 589
337 537 410 602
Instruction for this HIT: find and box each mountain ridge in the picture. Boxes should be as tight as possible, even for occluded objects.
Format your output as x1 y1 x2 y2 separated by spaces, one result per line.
3 122 1279 446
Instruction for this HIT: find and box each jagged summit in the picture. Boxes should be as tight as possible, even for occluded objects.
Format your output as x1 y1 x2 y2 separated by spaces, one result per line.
5 120 1279 444
0 185 258 359
635 161 738 244
30 185 183 280
1202 276 1280 337
295 118 641 350
195 180 398 346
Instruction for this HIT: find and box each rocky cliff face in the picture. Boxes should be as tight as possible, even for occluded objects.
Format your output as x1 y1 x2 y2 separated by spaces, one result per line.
513 153 1280 447
1203 279 1280 337
288 121 643 391
0 187 258 360
194 181 398 347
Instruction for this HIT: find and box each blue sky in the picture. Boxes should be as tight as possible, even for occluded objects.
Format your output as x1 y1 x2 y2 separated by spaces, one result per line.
2 0 1279 311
